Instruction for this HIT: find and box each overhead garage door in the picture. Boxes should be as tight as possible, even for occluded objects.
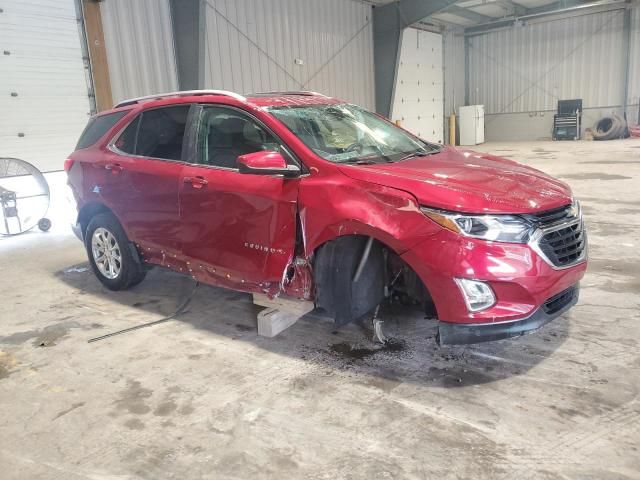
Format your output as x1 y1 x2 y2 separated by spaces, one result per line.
0 0 92 172
390 28 444 144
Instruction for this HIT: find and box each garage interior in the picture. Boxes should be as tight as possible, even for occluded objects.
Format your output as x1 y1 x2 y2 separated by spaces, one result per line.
1 0 639 478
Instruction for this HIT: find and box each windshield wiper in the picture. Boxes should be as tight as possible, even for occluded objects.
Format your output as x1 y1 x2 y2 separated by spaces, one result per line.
369 145 394 163
337 149 394 164
338 158 377 165
397 149 438 162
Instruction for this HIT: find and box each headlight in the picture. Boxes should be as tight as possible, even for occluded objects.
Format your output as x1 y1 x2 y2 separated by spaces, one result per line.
568 198 581 219
421 207 533 243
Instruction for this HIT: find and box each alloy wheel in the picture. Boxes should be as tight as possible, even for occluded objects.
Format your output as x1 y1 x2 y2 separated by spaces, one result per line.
91 227 122 279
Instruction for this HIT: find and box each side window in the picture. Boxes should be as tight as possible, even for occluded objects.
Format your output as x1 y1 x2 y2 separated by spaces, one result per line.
76 110 128 150
113 106 190 161
198 107 280 169
113 115 140 154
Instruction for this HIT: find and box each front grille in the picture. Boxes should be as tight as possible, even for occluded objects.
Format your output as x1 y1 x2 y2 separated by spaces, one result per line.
539 221 585 266
530 204 586 268
532 204 574 227
543 285 577 314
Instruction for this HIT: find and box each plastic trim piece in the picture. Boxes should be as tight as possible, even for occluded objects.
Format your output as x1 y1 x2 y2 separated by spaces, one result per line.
528 218 587 271
437 284 579 345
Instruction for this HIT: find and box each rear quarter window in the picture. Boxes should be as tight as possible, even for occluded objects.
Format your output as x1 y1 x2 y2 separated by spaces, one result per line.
75 110 128 150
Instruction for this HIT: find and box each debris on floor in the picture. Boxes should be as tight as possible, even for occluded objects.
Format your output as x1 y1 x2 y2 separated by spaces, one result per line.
64 265 88 274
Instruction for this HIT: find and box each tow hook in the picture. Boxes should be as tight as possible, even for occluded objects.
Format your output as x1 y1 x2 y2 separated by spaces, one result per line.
372 305 388 344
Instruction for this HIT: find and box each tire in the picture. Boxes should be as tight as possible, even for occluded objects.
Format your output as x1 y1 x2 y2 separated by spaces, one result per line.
612 113 629 138
314 236 385 326
85 212 146 290
593 116 616 140
593 114 628 141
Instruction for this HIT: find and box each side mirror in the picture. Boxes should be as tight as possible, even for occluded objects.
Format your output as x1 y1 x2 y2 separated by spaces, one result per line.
237 151 300 178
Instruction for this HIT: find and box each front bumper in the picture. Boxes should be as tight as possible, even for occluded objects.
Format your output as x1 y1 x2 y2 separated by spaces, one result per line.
437 284 579 345
400 228 587 326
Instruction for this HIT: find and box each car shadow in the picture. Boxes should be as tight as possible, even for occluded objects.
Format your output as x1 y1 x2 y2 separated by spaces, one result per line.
54 262 570 389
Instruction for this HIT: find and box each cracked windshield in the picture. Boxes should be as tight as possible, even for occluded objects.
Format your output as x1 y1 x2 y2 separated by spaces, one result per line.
267 104 441 164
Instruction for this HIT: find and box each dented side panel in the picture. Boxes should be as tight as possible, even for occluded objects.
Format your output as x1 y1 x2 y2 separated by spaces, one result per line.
279 168 445 300
179 164 299 295
296 169 442 257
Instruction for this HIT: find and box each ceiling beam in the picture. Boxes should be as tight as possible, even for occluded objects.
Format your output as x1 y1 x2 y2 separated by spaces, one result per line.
464 0 627 35
455 0 525 16
497 0 527 16
525 0 586 15
441 5 495 23
373 0 459 116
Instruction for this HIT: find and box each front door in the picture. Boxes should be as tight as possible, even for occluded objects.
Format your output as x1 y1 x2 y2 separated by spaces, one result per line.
104 105 191 263
179 105 299 293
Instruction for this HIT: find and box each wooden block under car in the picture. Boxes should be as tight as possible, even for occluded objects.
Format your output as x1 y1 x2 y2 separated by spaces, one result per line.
253 294 314 337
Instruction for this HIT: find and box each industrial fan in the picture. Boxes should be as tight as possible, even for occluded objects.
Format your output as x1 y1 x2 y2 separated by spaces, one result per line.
0 157 51 236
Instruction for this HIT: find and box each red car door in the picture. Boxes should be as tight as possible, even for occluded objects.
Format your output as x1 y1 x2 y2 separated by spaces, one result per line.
102 105 191 262
179 105 299 293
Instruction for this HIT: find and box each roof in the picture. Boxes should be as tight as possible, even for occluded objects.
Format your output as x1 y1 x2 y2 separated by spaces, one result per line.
246 92 342 108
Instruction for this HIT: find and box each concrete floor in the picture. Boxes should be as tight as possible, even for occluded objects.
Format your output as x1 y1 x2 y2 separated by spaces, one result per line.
1 139 639 479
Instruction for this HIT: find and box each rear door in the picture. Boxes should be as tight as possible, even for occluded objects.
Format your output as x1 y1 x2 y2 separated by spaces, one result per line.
103 105 191 263
179 105 299 293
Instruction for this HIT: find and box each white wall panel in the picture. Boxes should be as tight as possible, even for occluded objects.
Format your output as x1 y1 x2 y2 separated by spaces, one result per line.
101 0 179 105
0 0 91 171
391 28 444 143
468 10 626 115
443 28 465 142
203 0 375 110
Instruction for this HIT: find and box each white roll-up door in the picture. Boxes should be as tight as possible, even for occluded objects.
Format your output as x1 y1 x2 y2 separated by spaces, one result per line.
0 0 92 172
391 28 444 144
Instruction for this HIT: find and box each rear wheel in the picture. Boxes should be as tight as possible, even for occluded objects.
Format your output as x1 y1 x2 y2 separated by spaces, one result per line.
85 212 146 290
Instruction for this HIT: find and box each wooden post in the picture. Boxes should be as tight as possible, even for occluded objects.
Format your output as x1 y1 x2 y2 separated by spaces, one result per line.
449 114 456 146
82 0 113 111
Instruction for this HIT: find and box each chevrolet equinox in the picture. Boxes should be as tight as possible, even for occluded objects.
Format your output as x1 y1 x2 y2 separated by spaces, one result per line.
66 90 587 344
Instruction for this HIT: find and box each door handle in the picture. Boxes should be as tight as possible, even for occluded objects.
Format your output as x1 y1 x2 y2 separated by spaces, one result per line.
183 176 208 189
105 163 123 174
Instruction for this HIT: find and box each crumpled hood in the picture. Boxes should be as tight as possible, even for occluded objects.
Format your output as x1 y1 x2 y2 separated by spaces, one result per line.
338 146 572 214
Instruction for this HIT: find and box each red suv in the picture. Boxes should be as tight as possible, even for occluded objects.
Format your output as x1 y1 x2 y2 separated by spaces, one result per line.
66 90 587 344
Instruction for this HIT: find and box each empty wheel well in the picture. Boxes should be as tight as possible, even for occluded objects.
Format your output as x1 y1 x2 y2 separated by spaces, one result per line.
77 203 113 239
312 235 438 321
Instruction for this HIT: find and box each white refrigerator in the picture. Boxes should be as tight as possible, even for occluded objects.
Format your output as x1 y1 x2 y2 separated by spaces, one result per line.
459 105 485 146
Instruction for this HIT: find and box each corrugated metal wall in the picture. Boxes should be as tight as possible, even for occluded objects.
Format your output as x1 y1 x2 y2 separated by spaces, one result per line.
203 0 375 109
468 10 626 115
630 4 640 111
101 0 179 105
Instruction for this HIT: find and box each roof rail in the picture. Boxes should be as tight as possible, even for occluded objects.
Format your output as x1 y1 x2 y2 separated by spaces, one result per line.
246 91 328 97
114 90 246 108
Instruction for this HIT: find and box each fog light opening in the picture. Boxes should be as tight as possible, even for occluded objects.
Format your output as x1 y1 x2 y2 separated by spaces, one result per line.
455 278 496 312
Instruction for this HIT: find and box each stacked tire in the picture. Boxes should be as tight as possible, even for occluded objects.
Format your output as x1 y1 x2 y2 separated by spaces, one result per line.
592 113 628 141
